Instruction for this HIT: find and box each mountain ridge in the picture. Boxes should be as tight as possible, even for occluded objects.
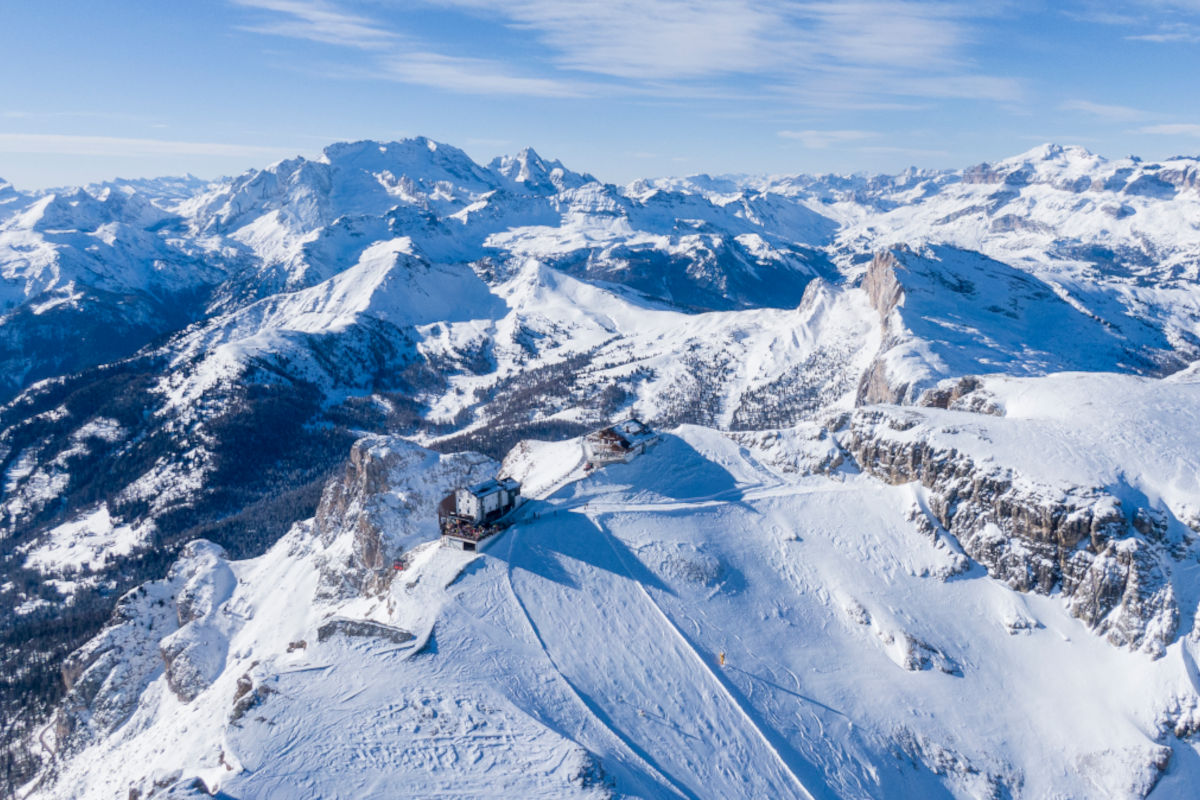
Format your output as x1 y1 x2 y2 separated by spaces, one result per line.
4 137 1200 797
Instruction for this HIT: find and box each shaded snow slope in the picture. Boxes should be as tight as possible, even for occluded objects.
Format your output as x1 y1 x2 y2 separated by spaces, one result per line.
856 245 1193 403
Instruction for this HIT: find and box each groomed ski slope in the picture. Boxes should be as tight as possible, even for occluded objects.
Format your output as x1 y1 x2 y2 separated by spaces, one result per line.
34 418 1200 799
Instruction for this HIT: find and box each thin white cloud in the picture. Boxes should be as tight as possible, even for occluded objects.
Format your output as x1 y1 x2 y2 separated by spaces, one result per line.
1062 99 1148 121
381 53 583 97
429 1 1001 79
1127 25 1200 41
1063 8 1141 25
423 0 1021 104
793 2 977 72
2 110 157 122
1139 123 1200 136
231 0 589 96
1069 1 1200 41
430 0 782 80
1138 0 1200 11
778 129 879 148
232 0 398 49
0 133 298 158
232 0 1022 105
896 74 1022 102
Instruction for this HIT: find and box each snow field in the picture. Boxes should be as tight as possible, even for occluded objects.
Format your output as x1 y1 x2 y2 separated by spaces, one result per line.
36 417 1200 799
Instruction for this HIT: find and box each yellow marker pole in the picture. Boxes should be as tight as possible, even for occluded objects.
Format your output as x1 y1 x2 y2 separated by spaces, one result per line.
718 652 725 667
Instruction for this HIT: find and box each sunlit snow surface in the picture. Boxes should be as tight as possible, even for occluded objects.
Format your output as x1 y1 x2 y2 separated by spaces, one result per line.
36 385 1200 798
9 140 1200 798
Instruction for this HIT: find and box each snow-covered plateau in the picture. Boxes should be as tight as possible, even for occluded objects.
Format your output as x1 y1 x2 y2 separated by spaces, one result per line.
4 139 1200 798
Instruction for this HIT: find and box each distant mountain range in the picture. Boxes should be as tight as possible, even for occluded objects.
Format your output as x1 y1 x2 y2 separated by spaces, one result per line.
5 139 1200 798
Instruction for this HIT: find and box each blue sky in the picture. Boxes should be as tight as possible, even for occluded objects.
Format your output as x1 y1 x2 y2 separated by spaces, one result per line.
2 0 1200 188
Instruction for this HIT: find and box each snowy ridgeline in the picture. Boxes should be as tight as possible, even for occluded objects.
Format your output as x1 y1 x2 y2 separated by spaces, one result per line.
29 370 1200 800
5 138 1200 561
6 138 1200 798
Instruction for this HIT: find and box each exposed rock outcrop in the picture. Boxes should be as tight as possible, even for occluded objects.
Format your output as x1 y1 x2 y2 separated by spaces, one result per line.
856 250 911 405
853 242 1180 409
316 617 414 644
55 541 234 753
842 408 1180 656
158 541 235 702
916 376 1001 415
313 436 495 598
862 250 906 319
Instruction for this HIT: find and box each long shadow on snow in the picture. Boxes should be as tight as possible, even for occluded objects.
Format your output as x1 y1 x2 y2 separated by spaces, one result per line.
589 505 753 596
726 665 847 718
495 512 674 595
897 244 1173 376
588 433 744 504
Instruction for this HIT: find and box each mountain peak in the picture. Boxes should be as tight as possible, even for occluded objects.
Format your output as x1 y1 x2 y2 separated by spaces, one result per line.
321 137 454 166
991 143 1105 175
1010 142 1097 163
488 147 594 193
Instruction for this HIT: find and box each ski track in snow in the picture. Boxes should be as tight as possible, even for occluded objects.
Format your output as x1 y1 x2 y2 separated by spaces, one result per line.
589 508 824 800
505 513 808 800
501 526 697 800
498 438 831 800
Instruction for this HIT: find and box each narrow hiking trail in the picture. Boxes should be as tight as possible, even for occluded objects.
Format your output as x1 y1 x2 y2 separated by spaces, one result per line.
502 504 830 799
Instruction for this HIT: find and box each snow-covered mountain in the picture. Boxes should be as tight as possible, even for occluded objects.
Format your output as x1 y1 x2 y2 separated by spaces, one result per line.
5 139 1200 798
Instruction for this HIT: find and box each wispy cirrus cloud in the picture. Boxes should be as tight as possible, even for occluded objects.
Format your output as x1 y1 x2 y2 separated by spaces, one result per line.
233 0 586 96
422 0 1020 101
778 129 879 148
380 53 583 98
232 0 398 48
1067 0 1200 42
1138 123 1200 136
0 133 298 158
1127 21 1200 41
426 0 783 81
1062 99 1150 121
230 0 1022 106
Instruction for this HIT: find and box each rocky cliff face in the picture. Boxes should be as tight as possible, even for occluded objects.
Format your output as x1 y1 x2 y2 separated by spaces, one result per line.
852 244 1188 408
313 436 495 598
840 404 1183 656
855 250 913 405
52 540 236 758
26 425 555 796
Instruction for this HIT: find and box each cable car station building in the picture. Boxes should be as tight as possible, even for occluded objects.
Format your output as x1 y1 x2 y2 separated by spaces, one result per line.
438 477 522 550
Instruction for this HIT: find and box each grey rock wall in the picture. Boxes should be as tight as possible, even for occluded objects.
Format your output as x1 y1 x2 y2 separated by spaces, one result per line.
842 408 1180 656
